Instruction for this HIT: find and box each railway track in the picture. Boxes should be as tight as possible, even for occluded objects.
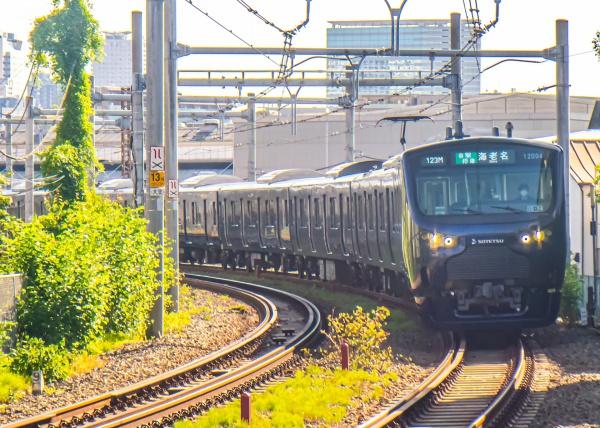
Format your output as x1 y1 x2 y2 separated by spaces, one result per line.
361 333 542 428
7 274 321 428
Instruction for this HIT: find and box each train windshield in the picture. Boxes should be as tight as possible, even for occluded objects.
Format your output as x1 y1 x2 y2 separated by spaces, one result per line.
407 145 556 216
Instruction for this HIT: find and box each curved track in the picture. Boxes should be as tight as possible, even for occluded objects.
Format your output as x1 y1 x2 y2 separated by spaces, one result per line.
7 274 321 428
362 335 538 428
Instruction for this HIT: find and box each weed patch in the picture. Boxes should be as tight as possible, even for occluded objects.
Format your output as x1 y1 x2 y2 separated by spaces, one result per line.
175 365 396 428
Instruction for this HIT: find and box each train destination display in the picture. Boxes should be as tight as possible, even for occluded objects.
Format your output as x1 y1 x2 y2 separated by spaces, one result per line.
420 149 546 167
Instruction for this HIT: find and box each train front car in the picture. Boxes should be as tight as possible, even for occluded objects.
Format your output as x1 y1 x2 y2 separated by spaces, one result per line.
401 137 566 330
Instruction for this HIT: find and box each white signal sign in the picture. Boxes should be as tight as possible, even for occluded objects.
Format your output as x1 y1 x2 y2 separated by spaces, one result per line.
168 180 178 199
150 147 165 171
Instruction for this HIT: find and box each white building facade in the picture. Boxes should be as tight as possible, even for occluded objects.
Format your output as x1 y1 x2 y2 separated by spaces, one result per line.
92 32 132 88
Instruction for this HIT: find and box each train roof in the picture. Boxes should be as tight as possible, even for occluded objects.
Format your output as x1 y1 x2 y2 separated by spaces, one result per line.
180 174 243 188
256 168 325 184
404 136 563 154
325 160 383 178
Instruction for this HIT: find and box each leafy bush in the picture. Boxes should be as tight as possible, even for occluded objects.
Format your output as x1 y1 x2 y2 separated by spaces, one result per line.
3 196 161 357
10 337 70 382
323 306 394 373
560 263 583 326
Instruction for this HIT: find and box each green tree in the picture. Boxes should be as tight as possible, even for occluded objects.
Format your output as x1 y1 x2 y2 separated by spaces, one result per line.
593 31 600 59
30 0 103 202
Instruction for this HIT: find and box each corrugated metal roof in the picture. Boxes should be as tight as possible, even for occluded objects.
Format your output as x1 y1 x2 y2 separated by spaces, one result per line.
540 130 600 185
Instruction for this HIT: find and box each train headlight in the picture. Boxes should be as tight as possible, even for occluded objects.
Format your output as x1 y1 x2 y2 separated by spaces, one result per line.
428 233 457 250
443 236 458 248
429 233 444 250
520 233 532 245
533 230 545 243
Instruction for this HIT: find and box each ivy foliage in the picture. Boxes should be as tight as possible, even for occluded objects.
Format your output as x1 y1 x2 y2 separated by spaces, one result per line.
30 0 103 202
594 31 600 60
2 196 161 359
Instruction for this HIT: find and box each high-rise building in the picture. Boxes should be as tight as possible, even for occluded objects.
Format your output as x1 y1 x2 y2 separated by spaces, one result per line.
327 20 481 97
93 32 132 88
33 73 63 109
0 32 26 99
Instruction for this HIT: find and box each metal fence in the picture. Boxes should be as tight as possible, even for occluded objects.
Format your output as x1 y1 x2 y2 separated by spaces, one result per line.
0 274 22 322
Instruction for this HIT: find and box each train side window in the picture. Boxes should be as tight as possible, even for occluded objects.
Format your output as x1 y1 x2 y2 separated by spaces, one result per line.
283 199 289 227
357 194 365 230
247 200 252 224
299 198 307 227
379 192 386 231
203 200 207 227
329 197 337 228
314 197 323 227
367 193 374 231
212 201 217 225
346 196 351 228
191 202 196 224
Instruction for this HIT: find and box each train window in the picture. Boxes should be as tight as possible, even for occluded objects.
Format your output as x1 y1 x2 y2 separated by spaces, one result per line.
212 201 217 225
283 199 289 227
313 197 322 227
191 202 196 224
346 196 351 228
299 198 307 227
357 194 365 230
329 197 338 228
203 200 207 227
409 148 555 216
379 192 386 231
367 193 375 231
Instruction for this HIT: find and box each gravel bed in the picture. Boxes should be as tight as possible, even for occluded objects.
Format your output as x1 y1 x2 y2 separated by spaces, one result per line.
528 325 600 428
0 286 258 425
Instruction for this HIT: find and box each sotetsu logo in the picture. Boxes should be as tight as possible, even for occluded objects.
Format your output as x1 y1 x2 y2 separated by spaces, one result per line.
471 238 505 245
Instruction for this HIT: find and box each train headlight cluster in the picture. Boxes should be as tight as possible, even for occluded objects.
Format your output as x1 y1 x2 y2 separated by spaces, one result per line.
428 233 458 250
520 229 547 246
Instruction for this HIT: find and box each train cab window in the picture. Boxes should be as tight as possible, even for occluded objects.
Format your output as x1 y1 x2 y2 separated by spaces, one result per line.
367 193 375 231
409 147 556 217
379 192 386 231
313 197 322 227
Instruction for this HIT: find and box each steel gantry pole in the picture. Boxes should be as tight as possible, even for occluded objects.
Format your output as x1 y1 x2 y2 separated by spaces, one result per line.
5 114 12 188
24 96 34 223
165 0 179 312
450 12 462 129
147 0 165 338
132 11 145 208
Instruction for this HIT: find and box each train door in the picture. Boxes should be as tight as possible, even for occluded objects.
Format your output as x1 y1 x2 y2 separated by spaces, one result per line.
343 191 354 257
365 190 374 261
182 199 188 241
376 188 389 265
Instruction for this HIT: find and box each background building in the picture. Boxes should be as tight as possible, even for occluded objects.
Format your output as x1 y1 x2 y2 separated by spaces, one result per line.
327 20 481 97
92 31 132 88
0 32 26 100
33 73 63 109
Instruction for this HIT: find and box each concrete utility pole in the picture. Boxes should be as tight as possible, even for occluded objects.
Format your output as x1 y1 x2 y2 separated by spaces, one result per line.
165 0 179 312
147 0 165 338
247 94 257 181
5 114 12 187
132 11 145 208
24 96 34 223
344 65 358 162
555 19 577 321
450 12 462 127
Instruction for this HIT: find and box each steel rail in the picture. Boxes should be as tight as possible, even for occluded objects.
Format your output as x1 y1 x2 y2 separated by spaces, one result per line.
468 338 527 428
77 273 321 427
6 280 278 428
359 333 465 428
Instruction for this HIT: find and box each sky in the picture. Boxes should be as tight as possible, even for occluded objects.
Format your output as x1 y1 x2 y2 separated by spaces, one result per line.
0 0 599 98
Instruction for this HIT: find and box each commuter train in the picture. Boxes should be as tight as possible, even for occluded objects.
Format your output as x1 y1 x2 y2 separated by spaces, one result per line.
179 137 567 330
5 136 566 330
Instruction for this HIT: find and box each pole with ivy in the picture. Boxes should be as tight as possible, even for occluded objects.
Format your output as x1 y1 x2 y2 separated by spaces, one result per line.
30 0 103 203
